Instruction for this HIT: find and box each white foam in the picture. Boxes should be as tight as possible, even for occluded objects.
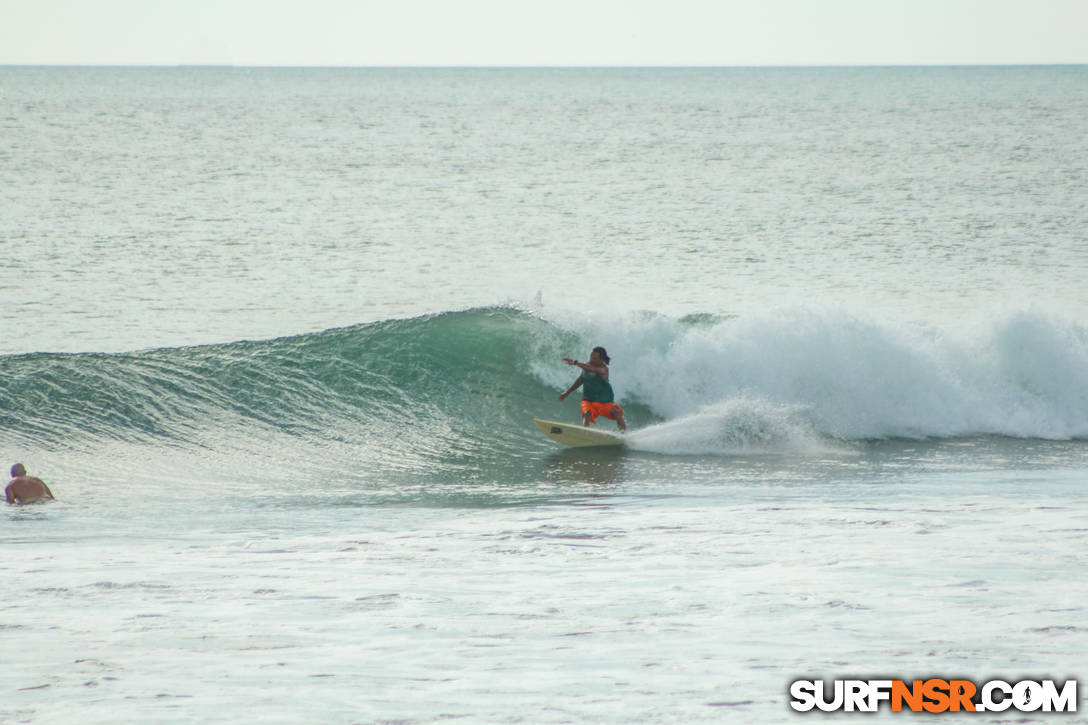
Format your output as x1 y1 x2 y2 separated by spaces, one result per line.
537 304 1088 446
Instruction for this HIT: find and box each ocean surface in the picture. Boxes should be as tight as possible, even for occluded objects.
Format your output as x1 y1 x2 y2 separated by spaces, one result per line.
2 66 1086 723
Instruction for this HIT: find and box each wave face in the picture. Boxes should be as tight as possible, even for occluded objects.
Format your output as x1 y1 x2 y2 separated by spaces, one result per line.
2 306 1087 459
0 308 565 453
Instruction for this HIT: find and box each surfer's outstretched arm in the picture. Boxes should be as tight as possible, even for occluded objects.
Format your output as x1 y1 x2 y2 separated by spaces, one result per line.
562 357 608 378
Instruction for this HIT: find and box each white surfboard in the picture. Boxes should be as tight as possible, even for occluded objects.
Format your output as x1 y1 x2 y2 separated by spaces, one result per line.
533 418 625 448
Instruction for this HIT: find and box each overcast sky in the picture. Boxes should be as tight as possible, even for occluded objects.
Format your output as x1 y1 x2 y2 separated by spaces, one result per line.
1 0 1085 67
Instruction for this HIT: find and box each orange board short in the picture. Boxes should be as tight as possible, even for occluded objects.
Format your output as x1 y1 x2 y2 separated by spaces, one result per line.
580 400 624 424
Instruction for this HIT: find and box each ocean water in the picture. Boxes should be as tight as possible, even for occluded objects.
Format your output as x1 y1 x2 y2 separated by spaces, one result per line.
2 66 1087 723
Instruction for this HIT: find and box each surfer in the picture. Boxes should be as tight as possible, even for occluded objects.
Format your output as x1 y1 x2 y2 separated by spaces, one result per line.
559 347 627 432
6 464 55 505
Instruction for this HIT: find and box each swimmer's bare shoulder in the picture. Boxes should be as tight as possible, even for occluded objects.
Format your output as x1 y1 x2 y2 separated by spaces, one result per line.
6 464 55 505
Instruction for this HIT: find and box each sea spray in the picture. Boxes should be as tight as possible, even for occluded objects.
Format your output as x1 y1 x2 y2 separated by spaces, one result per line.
624 396 833 455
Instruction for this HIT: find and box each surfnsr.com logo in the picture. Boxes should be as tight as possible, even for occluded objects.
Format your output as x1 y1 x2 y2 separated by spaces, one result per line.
789 678 1078 713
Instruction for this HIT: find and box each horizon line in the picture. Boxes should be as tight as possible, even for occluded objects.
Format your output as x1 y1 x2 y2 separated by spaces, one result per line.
2 61 1086 70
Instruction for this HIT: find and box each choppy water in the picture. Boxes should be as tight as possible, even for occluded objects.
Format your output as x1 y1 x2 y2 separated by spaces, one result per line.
2 66 1087 723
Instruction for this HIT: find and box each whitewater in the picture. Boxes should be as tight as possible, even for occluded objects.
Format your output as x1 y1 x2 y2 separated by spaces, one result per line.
2 66 1087 723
